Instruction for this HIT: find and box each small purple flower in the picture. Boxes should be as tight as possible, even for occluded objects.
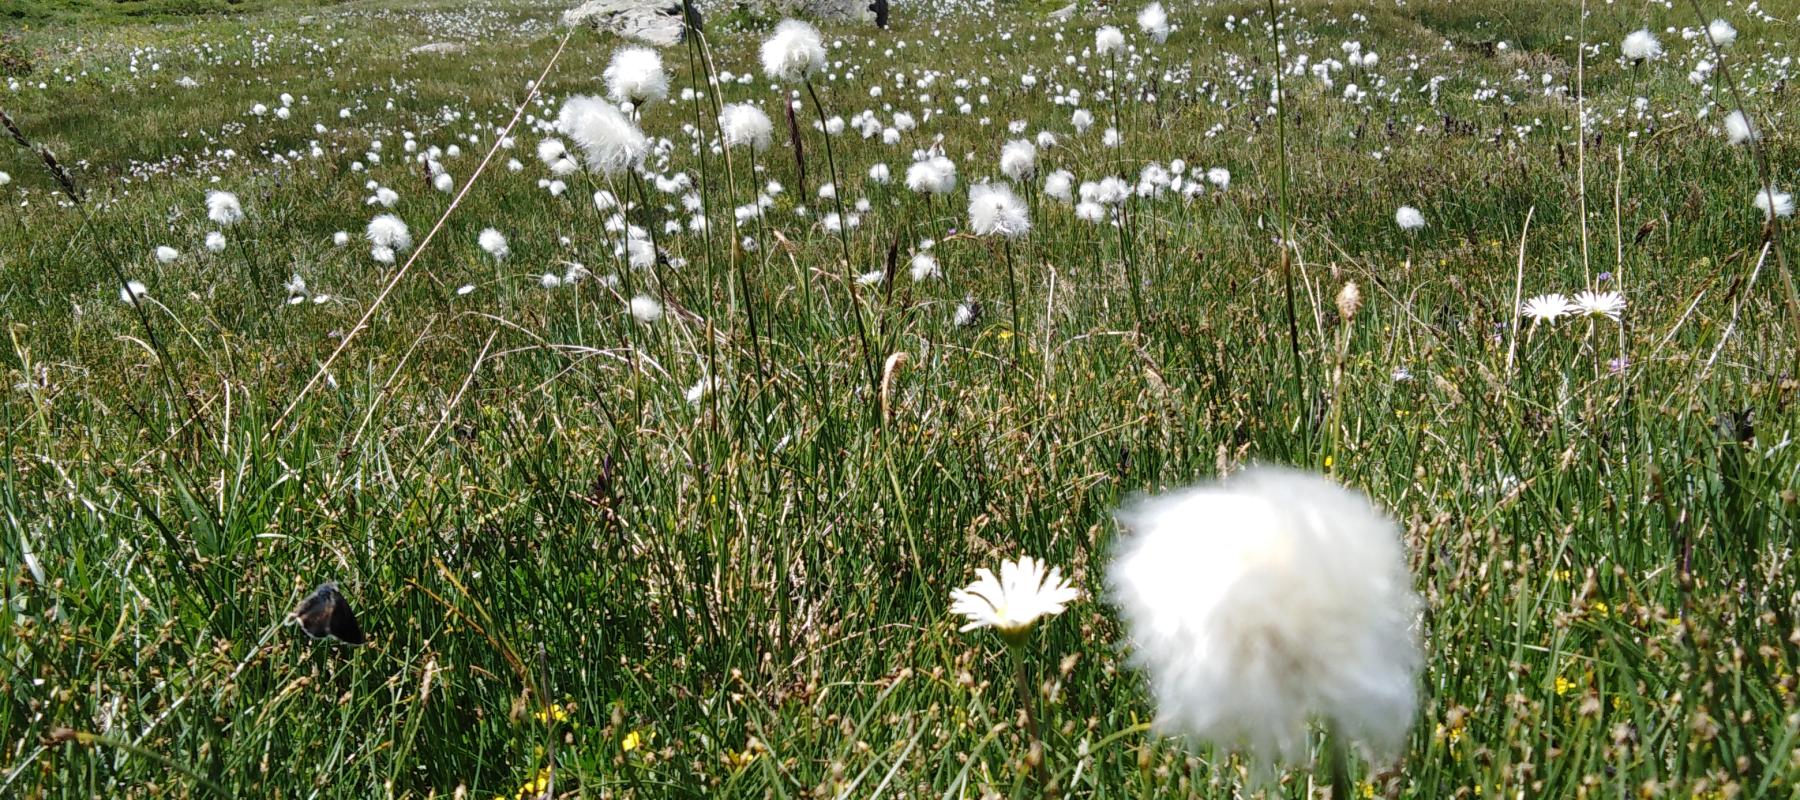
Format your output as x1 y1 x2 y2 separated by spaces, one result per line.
1596 271 1613 283
1391 366 1413 382
1608 356 1630 375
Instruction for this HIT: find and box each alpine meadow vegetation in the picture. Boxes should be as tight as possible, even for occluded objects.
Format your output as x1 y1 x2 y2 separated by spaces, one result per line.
3 0 1800 797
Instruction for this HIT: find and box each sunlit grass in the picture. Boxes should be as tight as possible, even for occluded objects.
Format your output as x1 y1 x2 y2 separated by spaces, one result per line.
2 0 1797 797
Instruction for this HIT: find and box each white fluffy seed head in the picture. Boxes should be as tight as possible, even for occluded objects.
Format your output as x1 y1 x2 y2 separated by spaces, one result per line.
557 95 648 176
1707 18 1737 48
478 228 509 260
967 182 1031 238
719 103 774 151
536 137 568 166
1000 139 1038 182
909 252 939 282
905 156 958 195
1724 110 1757 145
1108 466 1422 767
1096 26 1126 55
1621 29 1662 61
761 20 827 83
629 294 664 323
205 190 244 226
1395 205 1425 231
1137 2 1170 43
605 46 669 106
1754 186 1794 219
366 214 412 251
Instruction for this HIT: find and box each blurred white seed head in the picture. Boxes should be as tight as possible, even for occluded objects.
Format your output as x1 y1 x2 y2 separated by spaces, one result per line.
629 294 664 323
478 228 509 260
1137 2 1170 44
1108 467 1422 766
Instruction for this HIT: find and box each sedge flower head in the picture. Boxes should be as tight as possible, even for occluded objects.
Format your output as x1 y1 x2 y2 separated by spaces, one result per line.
629 294 664 323
1394 205 1425 231
1108 466 1421 766
905 156 957 195
1724 110 1757 145
1706 18 1737 48
1096 26 1126 56
478 228 509 260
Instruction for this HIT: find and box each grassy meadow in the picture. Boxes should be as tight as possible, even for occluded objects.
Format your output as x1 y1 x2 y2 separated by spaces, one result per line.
3 0 1800 796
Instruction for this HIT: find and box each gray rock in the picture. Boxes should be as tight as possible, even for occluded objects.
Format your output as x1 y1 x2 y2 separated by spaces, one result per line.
409 42 466 55
740 0 882 25
563 0 693 47
1048 3 1077 21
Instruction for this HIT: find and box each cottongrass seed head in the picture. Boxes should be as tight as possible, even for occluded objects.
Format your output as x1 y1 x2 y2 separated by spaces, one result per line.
206 190 244 226
1096 26 1126 56
1000 139 1037 182
366 214 412 252
719 103 774 151
1137 2 1170 44
1754 186 1794 219
1622 29 1662 61
629 294 664 323
1724 110 1757 145
1395 205 1425 231
557 95 648 176
761 20 827 83
605 46 669 107
478 228 509 260
1707 18 1737 48
905 155 957 196
968 182 1031 238
1108 466 1421 766
120 280 149 304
